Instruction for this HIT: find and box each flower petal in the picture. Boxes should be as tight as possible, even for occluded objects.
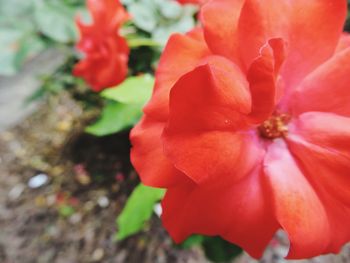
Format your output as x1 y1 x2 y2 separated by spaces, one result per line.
238 0 346 89
200 0 245 66
162 57 257 184
287 112 350 205
162 165 278 258
163 131 263 184
130 116 186 188
87 0 130 30
144 29 211 121
165 56 251 133
264 140 331 259
247 38 286 123
335 33 350 53
286 112 350 254
73 36 129 91
291 47 350 117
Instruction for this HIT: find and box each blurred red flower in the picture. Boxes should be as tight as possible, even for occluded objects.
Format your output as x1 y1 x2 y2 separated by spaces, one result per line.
131 0 350 259
73 0 130 92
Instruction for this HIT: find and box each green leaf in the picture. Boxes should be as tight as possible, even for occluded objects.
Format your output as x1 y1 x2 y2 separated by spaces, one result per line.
127 38 161 48
0 0 34 18
180 235 206 249
85 101 142 136
116 184 165 240
202 237 243 263
158 0 182 19
58 205 75 218
34 0 77 43
14 34 47 69
0 29 23 75
153 13 195 45
128 2 158 32
101 75 154 105
180 235 243 262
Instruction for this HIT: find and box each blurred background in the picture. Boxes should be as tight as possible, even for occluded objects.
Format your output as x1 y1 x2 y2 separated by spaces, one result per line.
1 0 350 262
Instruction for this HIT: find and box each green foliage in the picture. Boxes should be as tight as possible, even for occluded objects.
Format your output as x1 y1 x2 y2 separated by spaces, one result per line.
181 235 243 263
0 0 45 75
346 1 350 32
116 184 165 240
127 38 161 48
202 237 242 263
122 0 197 45
128 45 161 75
86 75 154 136
180 235 206 249
58 205 76 218
101 74 154 104
0 29 32 75
85 101 142 136
0 0 84 75
34 0 79 43
25 56 87 104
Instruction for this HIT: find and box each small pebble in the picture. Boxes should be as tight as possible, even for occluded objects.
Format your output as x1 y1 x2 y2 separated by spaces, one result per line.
97 196 109 208
8 184 25 201
47 225 60 238
46 195 57 206
92 248 104 262
84 201 95 212
69 213 82 224
56 120 72 132
154 203 162 217
51 166 64 176
35 195 47 207
28 173 49 189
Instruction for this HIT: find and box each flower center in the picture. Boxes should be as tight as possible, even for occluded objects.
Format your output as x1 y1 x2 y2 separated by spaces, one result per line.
258 113 291 139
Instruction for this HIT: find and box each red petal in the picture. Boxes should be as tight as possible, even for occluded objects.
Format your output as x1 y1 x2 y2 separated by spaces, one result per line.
200 0 245 66
73 36 129 91
162 165 278 258
288 112 350 205
291 47 350 117
74 0 130 91
335 33 350 53
264 140 331 259
130 116 186 188
238 0 346 89
165 56 251 133
163 131 263 184
286 112 350 254
144 29 211 121
247 38 286 123
162 57 256 184
87 0 130 31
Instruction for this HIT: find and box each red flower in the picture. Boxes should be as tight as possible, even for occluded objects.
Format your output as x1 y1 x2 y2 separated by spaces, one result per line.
73 0 130 92
131 0 350 259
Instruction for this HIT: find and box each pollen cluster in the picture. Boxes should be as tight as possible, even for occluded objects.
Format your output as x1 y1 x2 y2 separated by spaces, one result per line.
258 114 291 139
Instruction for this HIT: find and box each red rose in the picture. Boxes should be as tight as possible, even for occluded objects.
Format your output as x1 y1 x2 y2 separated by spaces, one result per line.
131 0 350 259
73 0 130 92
